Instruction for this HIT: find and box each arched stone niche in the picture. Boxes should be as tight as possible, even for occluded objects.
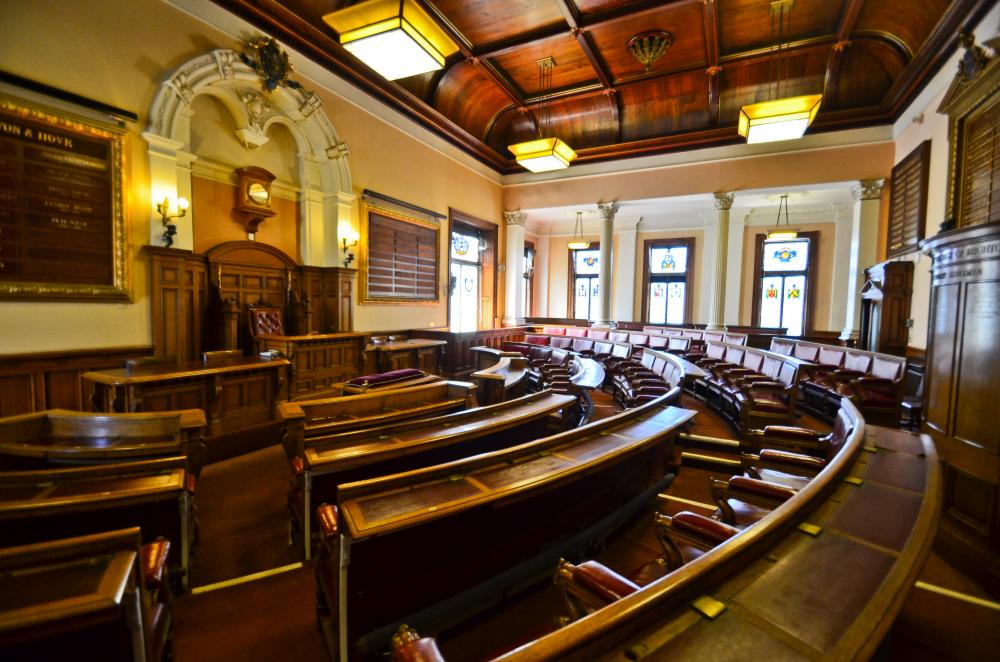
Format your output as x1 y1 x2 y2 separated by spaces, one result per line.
145 48 354 266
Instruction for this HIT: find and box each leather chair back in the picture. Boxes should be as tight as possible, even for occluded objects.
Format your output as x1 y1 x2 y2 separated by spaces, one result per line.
792 343 819 361
648 335 668 350
551 336 573 349
609 331 629 343
844 352 872 373
249 306 284 338
818 347 846 368
667 337 691 352
593 341 612 356
566 327 587 338
742 351 764 372
543 326 566 335
586 329 609 340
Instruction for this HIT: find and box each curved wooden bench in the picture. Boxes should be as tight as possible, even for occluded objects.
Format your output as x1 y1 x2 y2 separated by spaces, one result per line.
470 353 529 405
292 390 575 559
0 408 207 477
485 401 940 661
315 392 694 658
278 381 478 461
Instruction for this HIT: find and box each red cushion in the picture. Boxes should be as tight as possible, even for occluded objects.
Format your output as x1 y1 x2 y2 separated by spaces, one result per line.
673 511 739 544
347 368 425 387
573 561 639 602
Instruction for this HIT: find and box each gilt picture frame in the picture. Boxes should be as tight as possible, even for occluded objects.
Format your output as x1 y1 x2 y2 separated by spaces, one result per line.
0 94 129 301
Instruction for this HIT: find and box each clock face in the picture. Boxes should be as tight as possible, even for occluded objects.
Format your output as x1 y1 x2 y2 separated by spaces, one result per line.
248 182 270 205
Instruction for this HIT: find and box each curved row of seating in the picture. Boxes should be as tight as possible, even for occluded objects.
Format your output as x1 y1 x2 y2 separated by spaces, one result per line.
770 337 907 426
388 400 942 662
691 341 813 435
608 348 687 409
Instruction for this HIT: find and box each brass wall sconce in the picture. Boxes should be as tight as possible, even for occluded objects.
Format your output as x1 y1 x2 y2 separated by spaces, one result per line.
157 195 188 247
342 231 359 268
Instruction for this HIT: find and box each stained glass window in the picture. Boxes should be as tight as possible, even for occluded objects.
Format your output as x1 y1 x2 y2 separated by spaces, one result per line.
650 246 688 274
450 229 482 332
644 240 693 325
757 237 811 336
570 246 601 320
450 231 480 262
574 250 600 275
762 239 809 272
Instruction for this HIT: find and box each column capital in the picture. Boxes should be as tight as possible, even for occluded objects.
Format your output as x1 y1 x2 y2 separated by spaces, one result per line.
597 200 619 221
851 179 885 201
503 210 526 226
713 191 735 211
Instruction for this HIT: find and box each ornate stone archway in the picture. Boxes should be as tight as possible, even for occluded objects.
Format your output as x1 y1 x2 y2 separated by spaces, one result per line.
144 48 353 266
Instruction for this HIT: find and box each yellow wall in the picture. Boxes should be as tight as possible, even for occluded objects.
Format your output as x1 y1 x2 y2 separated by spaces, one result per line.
0 0 502 353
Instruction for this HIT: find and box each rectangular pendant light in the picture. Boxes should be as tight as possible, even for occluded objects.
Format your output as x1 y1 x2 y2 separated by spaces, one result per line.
507 137 577 173
738 94 822 144
323 0 458 80
766 229 799 239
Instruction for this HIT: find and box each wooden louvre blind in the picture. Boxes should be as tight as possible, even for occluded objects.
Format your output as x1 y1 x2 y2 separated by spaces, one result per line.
887 140 930 257
959 101 1000 228
365 209 438 301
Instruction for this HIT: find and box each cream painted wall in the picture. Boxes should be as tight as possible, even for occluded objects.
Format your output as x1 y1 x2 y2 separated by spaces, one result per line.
0 0 502 353
738 222 837 331
502 143 894 211
634 230 705 324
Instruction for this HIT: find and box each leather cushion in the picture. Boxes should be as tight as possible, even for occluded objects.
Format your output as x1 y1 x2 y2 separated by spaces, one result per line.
761 425 824 441
347 368 425 387
250 308 283 336
573 560 640 602
393 638 446 662
316 504 339 540
672 511 739 544
759 449 826 468
141 540 170 591
729 476 797 501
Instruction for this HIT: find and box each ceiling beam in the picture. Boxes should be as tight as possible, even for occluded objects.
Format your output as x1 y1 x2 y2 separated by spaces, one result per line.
823 0 866 104
703 0 721 126
554 0 619 141
521 38 835 108
412 0 524 104
472 0 702 59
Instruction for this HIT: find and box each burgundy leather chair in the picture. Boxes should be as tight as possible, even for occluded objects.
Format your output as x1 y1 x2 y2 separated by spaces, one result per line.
554 558 640 621
655 510 739 570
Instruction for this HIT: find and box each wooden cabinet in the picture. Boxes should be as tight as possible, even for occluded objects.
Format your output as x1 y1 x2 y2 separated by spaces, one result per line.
924 34 1000 592
859 261 913 356
922 223 1000 592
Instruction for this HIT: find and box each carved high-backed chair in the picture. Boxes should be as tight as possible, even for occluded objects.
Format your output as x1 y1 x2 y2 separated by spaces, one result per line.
248 304 285 353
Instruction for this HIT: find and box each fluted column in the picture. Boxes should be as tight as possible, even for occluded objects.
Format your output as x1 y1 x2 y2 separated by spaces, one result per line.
839 179 884 342
595 201 618 327
502 210 526 327
707 191 735 330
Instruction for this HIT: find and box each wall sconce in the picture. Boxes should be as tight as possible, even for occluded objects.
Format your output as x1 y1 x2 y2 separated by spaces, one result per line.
157 195 188 247
341 230 359 268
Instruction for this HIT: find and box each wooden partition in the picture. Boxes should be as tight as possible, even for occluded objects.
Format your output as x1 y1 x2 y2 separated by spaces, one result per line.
0 346 154 417
410 327 530 377
146 242 356 364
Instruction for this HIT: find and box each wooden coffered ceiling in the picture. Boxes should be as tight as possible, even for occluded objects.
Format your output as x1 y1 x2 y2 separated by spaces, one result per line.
215 0 993 174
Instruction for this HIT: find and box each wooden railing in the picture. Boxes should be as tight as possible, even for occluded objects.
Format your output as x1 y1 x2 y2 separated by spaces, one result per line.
409 327 530 377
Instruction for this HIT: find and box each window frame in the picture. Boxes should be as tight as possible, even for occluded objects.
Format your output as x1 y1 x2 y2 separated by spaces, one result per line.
567 241 601 321
446 209 497 331
523 240 535 319
640 237 695 325
750 231 819 335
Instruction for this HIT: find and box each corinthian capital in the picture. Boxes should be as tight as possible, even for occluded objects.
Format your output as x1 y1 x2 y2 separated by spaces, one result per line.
713 191 735 211
852 179 885 201
597 200 619 221
503 210 526 226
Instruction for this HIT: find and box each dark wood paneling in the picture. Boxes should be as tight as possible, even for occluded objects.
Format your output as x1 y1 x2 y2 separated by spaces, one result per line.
433 61 512 140
717 0 844 56
588 2 707 81
146 246 207 363
430 0 566 47
619 74 710 141
0 346 153 416
855 0 950 58
490 32 596 95
923 222 1000 593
